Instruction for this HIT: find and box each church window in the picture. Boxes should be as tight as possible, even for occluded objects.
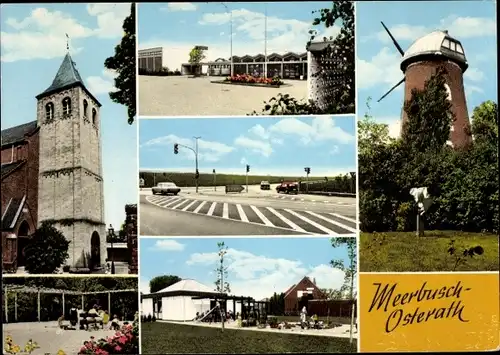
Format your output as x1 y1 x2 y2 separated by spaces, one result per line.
45 102 54 120
62 97 72 116
92 108 98 125
83 99 89 118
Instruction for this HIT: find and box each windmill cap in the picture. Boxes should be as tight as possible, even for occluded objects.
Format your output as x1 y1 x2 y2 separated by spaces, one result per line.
400 30 468 73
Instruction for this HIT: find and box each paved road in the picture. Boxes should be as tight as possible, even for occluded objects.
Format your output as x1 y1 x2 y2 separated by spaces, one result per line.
140 193 357 236
138 75 307 116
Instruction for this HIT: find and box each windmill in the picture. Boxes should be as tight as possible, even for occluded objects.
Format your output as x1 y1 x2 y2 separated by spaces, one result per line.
377 22 472 148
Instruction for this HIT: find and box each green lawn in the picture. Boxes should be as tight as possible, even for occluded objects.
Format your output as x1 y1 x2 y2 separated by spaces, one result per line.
141 322 356 354
360 231 499 272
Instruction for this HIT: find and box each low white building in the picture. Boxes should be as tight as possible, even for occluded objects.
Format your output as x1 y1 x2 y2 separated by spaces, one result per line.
141 279 223 321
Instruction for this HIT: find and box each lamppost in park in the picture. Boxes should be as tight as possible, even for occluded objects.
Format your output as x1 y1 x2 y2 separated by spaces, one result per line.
173 136 201 193
219 3 233 77
304 167 311 193
108 224 116 275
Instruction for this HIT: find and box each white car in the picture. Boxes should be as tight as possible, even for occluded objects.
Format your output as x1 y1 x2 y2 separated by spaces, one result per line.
152 182 181 195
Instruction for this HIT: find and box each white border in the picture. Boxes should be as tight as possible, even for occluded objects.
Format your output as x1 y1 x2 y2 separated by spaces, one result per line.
138 113 356 120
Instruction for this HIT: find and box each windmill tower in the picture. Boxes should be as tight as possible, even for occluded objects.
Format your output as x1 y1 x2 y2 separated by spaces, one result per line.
378 22 472 148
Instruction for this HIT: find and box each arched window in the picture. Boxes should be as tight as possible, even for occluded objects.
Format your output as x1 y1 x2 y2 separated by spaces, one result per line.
92 108 97 125
62 97 72 116
45 102 54 120
83 99 88 118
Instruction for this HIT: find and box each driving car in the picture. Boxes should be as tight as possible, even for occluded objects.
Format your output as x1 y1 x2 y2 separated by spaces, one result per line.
152 182 181 195
260 181 271 190
276 181 299 194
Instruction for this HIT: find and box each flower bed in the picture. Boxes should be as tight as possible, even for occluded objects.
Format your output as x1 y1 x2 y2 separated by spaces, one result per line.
79 320 139 355
224 74 283 86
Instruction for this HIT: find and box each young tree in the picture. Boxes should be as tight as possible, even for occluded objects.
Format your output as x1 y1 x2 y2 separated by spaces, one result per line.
188 47 207 77
358 97 395 157
24 222 70 274
104 3 136 124
330 237 357 347
149 275 181 294
214 241 230 332
402 67 454 151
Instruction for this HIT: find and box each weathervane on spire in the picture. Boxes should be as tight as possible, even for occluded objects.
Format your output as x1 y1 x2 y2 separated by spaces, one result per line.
65 33 69 52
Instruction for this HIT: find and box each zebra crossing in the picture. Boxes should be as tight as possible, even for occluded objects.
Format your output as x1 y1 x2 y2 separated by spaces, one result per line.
271 194 352 204
146 195 357 235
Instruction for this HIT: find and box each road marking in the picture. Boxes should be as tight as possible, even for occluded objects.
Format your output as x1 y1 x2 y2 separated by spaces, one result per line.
171 199 189 209
236 204 249 223
301 199 304 201
222 203 229 219
323 201 329 203
164 198 182 207
182 200 197 211
291 198 296 200
207 202 217 216
311 200 316 202
309 211 357 233
250 205 274 227
157 197 176 207
193 201 206 214
266 207 307 233
329 213 357 224
285 209 337 235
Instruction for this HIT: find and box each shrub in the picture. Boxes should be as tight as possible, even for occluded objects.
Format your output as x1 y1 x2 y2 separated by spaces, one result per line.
78 314 139 354
62 265 70 272
24 222 70 274
225 74 283 86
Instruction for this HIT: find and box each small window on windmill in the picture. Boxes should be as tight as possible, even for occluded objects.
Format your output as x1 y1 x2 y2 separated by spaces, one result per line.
442 38 452 50
456 44 464 54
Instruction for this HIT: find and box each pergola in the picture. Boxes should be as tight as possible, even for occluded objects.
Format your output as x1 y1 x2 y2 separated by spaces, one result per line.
3 285 137 323
192 294 269 320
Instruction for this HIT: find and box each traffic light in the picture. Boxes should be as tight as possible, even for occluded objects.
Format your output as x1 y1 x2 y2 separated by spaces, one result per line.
304 167 311 174
174 143 179 154
195 169 199 179
246 164 250 173
213 169 216 174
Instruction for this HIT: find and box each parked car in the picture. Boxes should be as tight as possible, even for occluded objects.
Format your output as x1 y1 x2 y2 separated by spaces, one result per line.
276 181 299 194
260 181 271 190
152 182 181 195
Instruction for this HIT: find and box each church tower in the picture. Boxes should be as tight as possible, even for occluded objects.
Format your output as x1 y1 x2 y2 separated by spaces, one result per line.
35 53 106 271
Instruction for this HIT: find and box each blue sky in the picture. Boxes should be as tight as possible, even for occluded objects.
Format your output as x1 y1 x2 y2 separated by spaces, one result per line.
139 116 356 177
139 237 352 300
138 2 341 71
356 1 497 136
1 4 136 228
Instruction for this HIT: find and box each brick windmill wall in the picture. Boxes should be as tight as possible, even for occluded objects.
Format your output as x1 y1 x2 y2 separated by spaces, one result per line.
403 60 472 148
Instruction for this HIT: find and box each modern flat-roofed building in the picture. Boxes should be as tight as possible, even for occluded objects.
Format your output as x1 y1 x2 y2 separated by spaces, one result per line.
138 47 164 72
180 52 309 79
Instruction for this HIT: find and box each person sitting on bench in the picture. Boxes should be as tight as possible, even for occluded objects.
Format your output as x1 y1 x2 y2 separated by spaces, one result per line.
86 305 103 330
110 314 120 330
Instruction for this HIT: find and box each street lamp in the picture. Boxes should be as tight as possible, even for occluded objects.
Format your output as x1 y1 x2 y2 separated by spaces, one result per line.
220 3 233 76
108 224 115 274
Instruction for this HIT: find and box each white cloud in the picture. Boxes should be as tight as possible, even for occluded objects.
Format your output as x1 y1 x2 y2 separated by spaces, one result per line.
186 247 350 301
234 136 273 157
464 67 485 82
465 84 484 97
1 4 130 62
376 116 401 139
163 3 198 12
139 7 341 72
86 69 117 95
141 134 234 163
357 47 403 91
151 240 185 251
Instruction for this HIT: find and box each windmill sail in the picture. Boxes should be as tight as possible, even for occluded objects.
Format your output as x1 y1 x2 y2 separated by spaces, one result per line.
381 22 405 56
377 77 405 102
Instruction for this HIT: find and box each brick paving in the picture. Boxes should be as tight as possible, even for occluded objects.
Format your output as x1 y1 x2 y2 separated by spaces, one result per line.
138 75 308 116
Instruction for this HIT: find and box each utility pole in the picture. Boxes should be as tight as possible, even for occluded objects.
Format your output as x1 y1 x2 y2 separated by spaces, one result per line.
213 169 217 191
194 136 201 193
264 3 268 78
304 167 310 193
174 139 200 193
245 164 250 193
221 3 233 77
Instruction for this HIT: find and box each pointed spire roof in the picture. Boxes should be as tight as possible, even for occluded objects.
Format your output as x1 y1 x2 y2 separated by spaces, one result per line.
36 53 101 106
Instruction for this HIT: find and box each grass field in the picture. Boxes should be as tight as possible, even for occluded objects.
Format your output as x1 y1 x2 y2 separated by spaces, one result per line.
141 322 356 354
360 231 499 272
